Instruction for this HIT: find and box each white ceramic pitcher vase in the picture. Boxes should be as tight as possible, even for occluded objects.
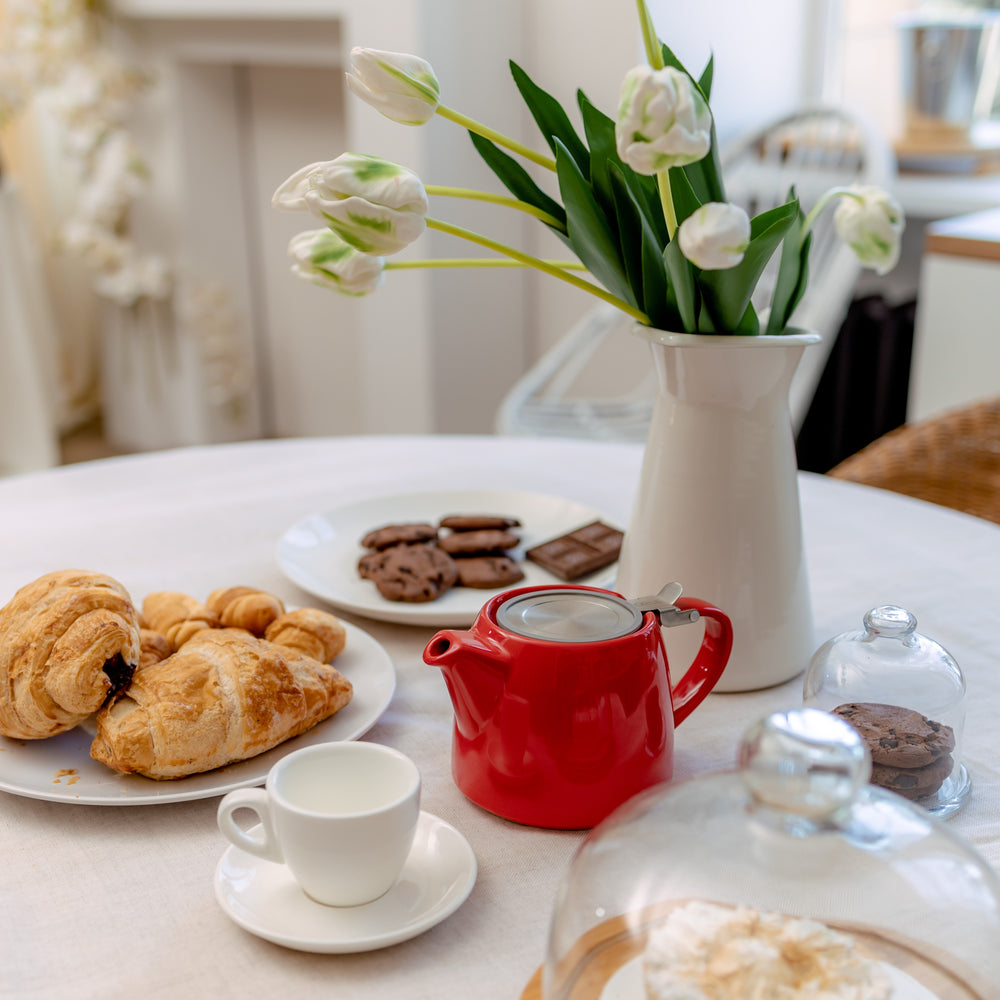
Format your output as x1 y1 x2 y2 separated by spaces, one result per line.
615 326 821 692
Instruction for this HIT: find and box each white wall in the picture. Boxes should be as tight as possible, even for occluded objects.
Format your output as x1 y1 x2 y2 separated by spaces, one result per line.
645 0 816 143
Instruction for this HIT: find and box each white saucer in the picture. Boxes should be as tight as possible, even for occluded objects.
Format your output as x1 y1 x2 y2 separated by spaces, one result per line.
214 811 477 953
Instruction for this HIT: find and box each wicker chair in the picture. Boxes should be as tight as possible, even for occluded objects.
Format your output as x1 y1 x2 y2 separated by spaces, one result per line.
828 396 1000 526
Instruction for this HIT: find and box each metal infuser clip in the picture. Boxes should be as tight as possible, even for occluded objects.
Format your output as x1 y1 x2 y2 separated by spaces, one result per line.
631 582 700 628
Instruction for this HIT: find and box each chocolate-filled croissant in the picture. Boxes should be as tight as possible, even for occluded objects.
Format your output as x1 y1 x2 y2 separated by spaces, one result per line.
0 570 141 739
90 628 352 779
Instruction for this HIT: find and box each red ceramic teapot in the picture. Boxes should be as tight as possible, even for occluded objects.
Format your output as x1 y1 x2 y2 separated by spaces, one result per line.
423 583 732 829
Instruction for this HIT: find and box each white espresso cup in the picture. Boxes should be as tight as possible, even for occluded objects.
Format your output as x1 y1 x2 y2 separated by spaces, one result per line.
217 741 421 907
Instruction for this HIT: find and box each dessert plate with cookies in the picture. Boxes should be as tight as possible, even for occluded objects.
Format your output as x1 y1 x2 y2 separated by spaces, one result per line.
277 489 624 626
0 572 396 805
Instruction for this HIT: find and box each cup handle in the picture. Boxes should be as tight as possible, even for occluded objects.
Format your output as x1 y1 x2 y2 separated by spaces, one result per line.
217 788 284 864
668 598 733 728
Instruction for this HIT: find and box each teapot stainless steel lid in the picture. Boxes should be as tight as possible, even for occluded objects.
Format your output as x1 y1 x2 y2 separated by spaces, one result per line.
495 582 699 643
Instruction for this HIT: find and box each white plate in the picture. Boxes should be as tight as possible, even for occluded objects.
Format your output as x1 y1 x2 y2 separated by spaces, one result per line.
214 811 477 953
0 621 395 806
277 489 620 626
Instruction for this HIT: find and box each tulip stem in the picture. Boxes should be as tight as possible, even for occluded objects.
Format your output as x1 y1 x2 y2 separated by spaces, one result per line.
436 104 557 171
800 185 854 245
425 186 566 230
656 173 678 240
425 217 649 322
637 0 665 70
634 2 677 238
386 258 587 270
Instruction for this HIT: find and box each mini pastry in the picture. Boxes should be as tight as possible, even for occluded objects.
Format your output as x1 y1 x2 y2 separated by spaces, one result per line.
206 586 285 636
0 570 141 739
90 628 352 779
265 607 347 663
141 592 219 651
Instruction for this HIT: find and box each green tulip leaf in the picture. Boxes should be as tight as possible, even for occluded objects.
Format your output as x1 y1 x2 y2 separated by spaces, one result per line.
609 164 678 327
510 60 590 178
699 54 715 101
664 166 703 226
698 199 798 332
578 91 620 218
608 166 646 305
578 91 666 244
766 192 811 333
555 139 634 306
664 238 698 332
467 131 567 232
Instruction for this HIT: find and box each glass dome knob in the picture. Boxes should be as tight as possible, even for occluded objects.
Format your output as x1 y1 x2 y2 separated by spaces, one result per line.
863 605 917 638
739 708 870 819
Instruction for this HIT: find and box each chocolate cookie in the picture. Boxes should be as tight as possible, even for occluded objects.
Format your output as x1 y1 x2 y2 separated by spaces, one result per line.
832 702 955 768
361 523 438 551
367 543 458 603
437 529 520 556
871 754 954 801
454 555 525 589
439 514 521 531
357 550 387 580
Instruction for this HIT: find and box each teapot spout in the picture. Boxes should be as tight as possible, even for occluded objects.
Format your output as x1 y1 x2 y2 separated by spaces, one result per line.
423 630 508 740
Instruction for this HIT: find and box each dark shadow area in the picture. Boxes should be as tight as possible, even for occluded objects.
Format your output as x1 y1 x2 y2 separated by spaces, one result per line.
796 295 916 473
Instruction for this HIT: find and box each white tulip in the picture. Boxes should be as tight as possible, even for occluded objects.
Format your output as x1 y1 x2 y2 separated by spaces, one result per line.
287 229 385 296
615 65 712 175
346 47 440 126
833 185 904 275
677 202 751 270
272 153 428 255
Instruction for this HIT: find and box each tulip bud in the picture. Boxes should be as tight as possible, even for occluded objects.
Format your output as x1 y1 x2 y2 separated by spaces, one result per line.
346 47 440 126
615 65 712 175
833 185 904 275
287 229 385 296
273 153 428 255
677 202 751 270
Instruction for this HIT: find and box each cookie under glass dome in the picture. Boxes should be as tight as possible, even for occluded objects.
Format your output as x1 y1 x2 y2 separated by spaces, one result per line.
531 709 1000 1000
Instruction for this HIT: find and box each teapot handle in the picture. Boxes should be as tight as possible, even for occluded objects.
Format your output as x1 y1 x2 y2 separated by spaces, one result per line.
669 598 733 727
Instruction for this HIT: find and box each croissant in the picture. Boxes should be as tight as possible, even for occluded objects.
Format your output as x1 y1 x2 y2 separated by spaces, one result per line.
206 586 285 636
141 592 219 651
0 570 141 739
138 629 173 670
90 628 353 779
264 607 347 663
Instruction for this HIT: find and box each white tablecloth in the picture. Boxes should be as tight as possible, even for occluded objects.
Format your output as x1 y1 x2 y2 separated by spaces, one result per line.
1 435 999 1000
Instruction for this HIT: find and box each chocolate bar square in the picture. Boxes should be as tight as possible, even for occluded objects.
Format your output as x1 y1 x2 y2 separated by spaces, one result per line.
525 520 624 581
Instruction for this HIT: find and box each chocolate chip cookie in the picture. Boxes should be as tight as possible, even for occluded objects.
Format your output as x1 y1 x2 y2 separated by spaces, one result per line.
360 523 438 551
454 555 525 589
439 515 521 531
366 544 458 603
437 529 520 556
870 755 954 801
832 702 955 767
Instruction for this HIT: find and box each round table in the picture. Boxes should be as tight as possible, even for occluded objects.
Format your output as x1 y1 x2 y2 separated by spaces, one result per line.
1 435 998 999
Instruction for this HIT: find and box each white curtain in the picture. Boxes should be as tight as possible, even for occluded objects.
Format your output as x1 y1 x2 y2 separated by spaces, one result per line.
0 174 61 475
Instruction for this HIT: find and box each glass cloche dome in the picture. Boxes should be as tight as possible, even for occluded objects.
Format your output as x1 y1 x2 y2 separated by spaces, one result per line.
537 709 1000 1000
